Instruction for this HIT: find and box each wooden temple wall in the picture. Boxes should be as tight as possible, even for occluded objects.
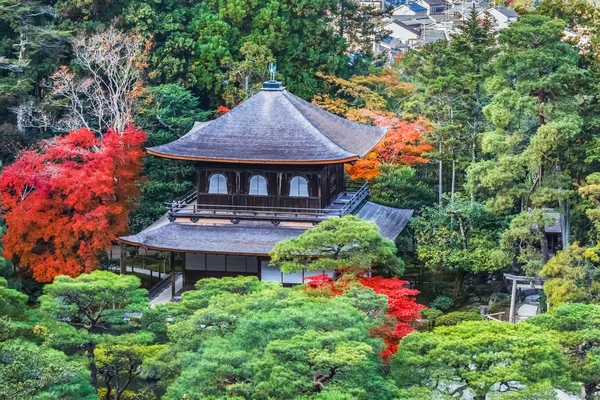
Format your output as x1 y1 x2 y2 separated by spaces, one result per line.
195 162 345 210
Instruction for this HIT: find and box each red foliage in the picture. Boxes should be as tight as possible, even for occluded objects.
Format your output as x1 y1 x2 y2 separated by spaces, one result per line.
0 126 146 282
359 276 424 357
305 273 424 358
346 114 433 181
216 105 230 116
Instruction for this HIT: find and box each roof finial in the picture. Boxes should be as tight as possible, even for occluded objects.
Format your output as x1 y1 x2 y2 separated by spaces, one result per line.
268 62 277 81
262 62 283 91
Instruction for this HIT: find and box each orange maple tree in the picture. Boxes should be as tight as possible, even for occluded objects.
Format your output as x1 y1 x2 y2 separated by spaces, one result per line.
305 273 424 358
0 126 146 282
346 113 433 181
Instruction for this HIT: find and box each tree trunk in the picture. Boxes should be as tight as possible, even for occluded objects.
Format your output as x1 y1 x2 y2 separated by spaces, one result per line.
584 382 597 400
438 141 443 210
83 342 98 387
451 158 456 203
453 270 465 300
16 22 27 133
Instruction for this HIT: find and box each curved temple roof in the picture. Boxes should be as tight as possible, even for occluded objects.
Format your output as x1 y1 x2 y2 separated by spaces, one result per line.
119 203 414 254
147 84 388 164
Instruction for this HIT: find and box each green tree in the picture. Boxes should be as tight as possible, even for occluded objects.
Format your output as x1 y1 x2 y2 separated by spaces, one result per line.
0 0 70 162
370 165 435 210
500 209 557 275
124 0 382 104
159 277 397 400
391 321 577 399
401 9 496 206
270 215 402 276
0 339 96 400
540 243 600 306
40 271 149 387
412 196 509 298
131 84 210 231
467 14 585 213
95 332 163 400
528 303 600 399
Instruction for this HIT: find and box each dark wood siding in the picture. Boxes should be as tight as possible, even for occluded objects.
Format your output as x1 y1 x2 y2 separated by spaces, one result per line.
195 162 346 210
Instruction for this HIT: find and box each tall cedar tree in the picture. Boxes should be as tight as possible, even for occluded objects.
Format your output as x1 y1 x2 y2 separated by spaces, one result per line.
0 127 146 282
467 14 585 213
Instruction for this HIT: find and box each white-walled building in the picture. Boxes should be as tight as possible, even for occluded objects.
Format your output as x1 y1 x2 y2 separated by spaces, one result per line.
489 7 518 29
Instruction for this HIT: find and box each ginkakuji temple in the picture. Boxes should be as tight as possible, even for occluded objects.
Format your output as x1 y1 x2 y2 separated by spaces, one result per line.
120 79 413 292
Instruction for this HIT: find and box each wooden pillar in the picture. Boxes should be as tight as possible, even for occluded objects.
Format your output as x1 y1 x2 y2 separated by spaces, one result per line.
182 252 187 289
509 279 518 324
170 251 176 298
119 242 126 275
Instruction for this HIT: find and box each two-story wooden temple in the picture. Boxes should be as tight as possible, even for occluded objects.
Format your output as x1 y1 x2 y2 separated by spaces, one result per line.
120 79 413 294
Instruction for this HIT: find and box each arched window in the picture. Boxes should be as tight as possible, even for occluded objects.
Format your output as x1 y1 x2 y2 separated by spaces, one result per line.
289 176 309 197
249 175 268 195
208 173 228 194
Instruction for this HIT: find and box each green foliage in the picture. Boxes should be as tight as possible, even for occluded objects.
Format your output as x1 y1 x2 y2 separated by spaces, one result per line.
270 215 403 276
370 165 435 210
40 271 149 333
158 277 396 399
540 243 600 306
0 339 96 400
435 310 483 326
401 8 497 201
528 303 600 398
412 196 509 297
131 84 210 232
123 0 383 104
430 295 454 311
95 332 163 399
391 321 577 398
501 209 558 275
467 13 585 212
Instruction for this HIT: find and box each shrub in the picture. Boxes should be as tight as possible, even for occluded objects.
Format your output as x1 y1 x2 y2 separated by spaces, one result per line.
435 311 483 326
430 296 454 311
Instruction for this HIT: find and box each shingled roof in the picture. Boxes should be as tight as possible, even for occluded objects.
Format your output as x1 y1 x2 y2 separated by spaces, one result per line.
147 83 388 164
120 202 413 254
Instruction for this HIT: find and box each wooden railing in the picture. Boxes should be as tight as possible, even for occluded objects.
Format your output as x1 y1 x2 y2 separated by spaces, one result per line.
166 182 370 223
486 312 505 322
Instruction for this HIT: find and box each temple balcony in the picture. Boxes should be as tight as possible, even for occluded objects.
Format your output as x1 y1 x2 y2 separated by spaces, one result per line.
166 182 370 224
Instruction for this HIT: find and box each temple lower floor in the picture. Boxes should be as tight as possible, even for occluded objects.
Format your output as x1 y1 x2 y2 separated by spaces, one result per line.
182 252 332 289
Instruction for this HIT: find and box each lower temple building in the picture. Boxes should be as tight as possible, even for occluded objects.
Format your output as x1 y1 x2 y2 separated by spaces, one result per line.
120 79 413 291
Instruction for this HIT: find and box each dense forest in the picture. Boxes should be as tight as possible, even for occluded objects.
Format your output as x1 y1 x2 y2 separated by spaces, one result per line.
2 0 600 398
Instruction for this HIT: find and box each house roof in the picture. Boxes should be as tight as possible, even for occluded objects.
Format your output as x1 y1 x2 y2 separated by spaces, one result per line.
420 0 448 6
420 29 447 43
120 202 414 254
392 20 421 35
393 16 436 28
147 83 387 165
493 6 518 18
409 3 428 12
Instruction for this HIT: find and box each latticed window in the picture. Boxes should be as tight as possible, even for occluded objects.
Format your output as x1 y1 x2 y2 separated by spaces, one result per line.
289 176 309 197
208 173 228 194
249 175 268 195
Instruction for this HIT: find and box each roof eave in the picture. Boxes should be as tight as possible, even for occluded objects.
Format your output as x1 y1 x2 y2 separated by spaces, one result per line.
145 148 360 165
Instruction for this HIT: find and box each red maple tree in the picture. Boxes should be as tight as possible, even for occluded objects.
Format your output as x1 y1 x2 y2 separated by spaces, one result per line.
346 114 433 181
305 273 424 358
0 126 146 282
